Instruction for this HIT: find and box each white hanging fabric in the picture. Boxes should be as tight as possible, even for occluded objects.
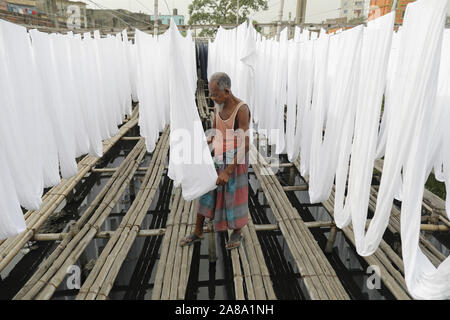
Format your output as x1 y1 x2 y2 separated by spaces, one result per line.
434 29 450 219
270 28 287 154
0 147 26 239
0 21 133 240
167 19 218 200
134 29 167 152
334 12 395 231
0 20 44 210
344 0 450 299
285 39 300 161
391 0 450 299
68 32 103 158
296 37 315 172
54 32 91 158
29 29 79 179
308 25 364 204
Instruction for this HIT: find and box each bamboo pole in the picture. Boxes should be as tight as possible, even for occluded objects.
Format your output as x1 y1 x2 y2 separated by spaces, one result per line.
294 151 415 299
250 148 326 299
251 145 350 300
151 187 181 300
323 192 411 300
238 236 256 300
15 137 142 299
282 185 308 192
228 228 245 300
0 109 139 273
28 137 147 300
161 189 185 299
178 199 197 299
246 214 276 299
121 136 141 141
79 128 170 300
91 167 148 173
325 225 337 253
97 129 170 299
169 199 192 299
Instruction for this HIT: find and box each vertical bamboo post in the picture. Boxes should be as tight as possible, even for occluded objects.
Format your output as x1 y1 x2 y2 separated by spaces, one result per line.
208 220 217 262
325 224 337 253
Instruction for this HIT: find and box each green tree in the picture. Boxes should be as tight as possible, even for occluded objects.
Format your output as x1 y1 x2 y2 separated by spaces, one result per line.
188 0 268 37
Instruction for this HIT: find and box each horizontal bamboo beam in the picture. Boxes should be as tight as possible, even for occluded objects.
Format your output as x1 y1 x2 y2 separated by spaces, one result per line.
420 224 449 232
92 167 148 173
282 185 308 191
253 221 333 232
31 224 230 241
121 136 141 141
264 162 294 168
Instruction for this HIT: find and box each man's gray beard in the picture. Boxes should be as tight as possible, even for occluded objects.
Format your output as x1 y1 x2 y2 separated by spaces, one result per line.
215 102 224 112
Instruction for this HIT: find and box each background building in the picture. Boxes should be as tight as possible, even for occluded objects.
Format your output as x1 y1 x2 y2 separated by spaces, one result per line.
340 0 366 22
86 8 151 29
36 0 87 28
368 0 416 24
3 0 36 15
150 8 184 26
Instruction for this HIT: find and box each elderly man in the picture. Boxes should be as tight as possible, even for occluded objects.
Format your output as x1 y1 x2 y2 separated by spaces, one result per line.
180 72 251 250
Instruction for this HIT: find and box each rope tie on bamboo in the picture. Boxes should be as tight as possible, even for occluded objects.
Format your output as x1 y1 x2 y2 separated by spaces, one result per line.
133 224 142 233
97 292 108 299
90 224 100 232
300 274 321 279
125 223 134 230
301 273 337 278
47 193 69 197
26 227 37 237
78 288 88 295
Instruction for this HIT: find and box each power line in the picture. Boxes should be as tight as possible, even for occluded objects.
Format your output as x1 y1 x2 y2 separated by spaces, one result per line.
162 0 171 14
308 7 341 19
135 0 171 15
134 0 152 12
86 0 134 27
87 0 152 27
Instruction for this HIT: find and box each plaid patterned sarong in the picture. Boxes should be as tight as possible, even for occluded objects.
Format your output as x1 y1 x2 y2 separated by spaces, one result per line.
197 149 249 232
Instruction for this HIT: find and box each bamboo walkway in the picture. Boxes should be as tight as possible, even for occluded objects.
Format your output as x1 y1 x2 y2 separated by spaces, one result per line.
74 127 169 300
293 156 449 300
227 212 276 300
151 187 196 300
250 145 350 300
0 107 140 274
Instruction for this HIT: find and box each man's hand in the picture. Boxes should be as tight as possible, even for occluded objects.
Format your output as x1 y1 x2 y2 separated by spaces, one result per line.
216 171 231 186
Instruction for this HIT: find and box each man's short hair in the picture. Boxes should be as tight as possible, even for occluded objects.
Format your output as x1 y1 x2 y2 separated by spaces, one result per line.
210 72 231 92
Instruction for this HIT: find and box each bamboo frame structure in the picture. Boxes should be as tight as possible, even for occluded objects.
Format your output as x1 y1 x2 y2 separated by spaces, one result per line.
0 107 140 273
151 186 199 300
75 127 170 300
15 136 147 300
250 144 350 300
292 158 412 299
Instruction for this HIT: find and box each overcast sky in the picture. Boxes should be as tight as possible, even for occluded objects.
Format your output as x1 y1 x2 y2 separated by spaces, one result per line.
80 0 342 23
79 0 450 23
